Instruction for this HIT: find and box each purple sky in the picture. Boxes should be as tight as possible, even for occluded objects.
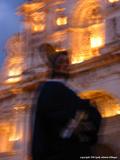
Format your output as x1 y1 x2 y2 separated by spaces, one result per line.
0 0 25 67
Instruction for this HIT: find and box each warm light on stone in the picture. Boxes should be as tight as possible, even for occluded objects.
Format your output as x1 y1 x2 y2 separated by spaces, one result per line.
9 136 20 142
0 116 24 153
55 8 66 12
70 0 105 64
29 12 46 32
1 0 120 158
108 0 119 3
31 12 45 22
8 124 22 142
0 126 10 152
80 90 120 118
3 56 24 84
6 67 22 83
90 36 103 48
32 24 45 32
116 109 120 115
0 123 15 153
71 55 88 64
19 2 45 14
71 23 105 64
56 17 68 26
56 48 66 52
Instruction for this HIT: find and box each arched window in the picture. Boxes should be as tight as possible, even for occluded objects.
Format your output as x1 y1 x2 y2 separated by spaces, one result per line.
80 90 120 118
70 0 105 64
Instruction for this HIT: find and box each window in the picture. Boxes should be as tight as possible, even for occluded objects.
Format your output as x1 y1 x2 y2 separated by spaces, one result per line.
71 0 105 64
56 16 68 26
0 122 22 153
31 12 46 32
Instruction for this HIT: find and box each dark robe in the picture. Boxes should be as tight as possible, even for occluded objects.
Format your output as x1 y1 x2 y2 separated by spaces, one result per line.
32 81 101 160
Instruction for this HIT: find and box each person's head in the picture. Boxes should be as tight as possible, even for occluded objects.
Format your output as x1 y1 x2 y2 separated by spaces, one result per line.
38 44 70 79
38 43 56 64
51 50 70 78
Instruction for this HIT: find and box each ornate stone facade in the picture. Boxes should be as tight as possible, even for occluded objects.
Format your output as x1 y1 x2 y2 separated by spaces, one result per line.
0 0 120 159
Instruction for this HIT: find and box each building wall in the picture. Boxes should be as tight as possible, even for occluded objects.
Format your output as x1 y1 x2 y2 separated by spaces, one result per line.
0 0 120 159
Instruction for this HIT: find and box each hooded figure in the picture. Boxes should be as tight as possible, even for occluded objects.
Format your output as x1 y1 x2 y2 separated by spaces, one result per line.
32 81 101 160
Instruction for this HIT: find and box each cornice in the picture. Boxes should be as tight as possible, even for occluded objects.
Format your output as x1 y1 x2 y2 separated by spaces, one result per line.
68 50 120 76
0 69 50 100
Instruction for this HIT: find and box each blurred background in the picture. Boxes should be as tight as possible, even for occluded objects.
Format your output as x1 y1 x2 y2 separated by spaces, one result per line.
0 0 24 67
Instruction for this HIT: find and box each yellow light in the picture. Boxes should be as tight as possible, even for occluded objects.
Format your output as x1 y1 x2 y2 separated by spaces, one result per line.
0 123 23 153
32 24 45 32
6 67 22 83
56 17 68 26
5 56 23 83
53 1 65 6
55 8 66 12
71 52 95 64
116 110 120 115
71 56 85 64
9 136 20 142
70 24 105 64
9 125 23 142
108 0 119 3
9 57 23 65
90 36 103 48
14 105 27 111
8 69 22 77
103 110 118 118
56 48 66 52
0 124 12 153
79 91 120 118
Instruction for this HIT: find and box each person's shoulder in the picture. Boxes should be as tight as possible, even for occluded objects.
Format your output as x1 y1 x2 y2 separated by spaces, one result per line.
40 79 67 90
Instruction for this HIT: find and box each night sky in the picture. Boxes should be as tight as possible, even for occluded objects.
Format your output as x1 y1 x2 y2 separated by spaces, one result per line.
0 0 25 67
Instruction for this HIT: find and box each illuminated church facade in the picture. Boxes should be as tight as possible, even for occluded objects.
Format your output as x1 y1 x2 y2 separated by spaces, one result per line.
0 0 120 159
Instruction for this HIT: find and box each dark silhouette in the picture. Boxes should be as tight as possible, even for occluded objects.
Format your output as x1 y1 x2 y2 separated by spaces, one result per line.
38 43 70 78
31 81 101 160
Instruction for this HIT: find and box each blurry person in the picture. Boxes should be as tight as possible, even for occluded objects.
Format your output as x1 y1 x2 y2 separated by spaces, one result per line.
31 43 101 159
37 43 70 79
38 43 56 68
31 81 101 160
